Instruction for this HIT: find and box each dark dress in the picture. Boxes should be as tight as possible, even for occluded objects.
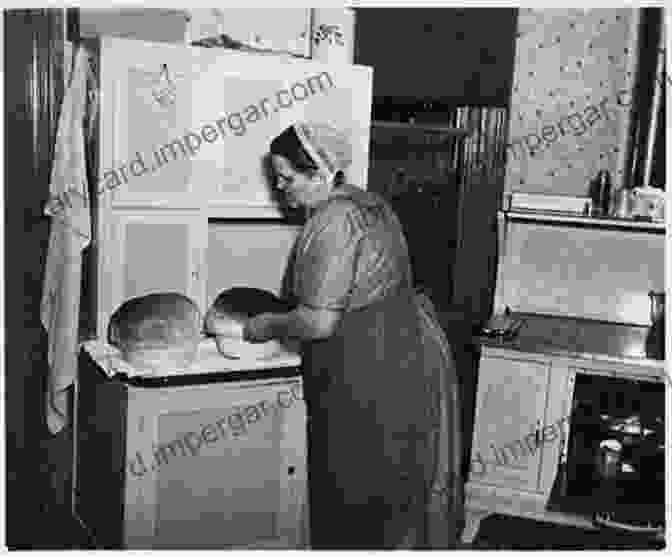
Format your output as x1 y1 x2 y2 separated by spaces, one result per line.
288 187 437 548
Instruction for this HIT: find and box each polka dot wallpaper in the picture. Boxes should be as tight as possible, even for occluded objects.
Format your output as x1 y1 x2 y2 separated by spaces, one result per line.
505 8 639 197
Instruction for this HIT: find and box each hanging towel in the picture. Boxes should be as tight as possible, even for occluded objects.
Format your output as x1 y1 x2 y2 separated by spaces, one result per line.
41 46 92 434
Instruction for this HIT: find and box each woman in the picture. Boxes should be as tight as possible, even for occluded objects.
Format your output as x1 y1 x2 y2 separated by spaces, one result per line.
244 122 458 549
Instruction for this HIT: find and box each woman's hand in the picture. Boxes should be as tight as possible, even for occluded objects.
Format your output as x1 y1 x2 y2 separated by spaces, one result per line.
243 306 342 342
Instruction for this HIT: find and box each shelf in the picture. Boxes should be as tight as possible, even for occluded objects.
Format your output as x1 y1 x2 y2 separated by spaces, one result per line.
371 120 471 136
502 209 665 233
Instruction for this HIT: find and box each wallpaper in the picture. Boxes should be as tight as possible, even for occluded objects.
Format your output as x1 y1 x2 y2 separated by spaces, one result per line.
505 8 639 197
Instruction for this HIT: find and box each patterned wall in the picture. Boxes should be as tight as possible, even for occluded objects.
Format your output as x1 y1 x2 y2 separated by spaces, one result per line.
505 8 640 197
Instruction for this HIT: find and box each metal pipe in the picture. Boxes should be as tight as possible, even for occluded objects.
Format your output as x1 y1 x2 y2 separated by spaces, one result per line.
643 21 666 187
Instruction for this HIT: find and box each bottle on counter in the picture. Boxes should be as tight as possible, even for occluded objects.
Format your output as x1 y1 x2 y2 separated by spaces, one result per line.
599 170 612 216
612 187 631 219
588 170 612 217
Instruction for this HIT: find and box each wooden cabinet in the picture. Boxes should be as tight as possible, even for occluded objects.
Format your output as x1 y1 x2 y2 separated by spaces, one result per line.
79 9 188 44
94 36 372 332
75 353 307 549
96 37 372 219
98 210 207 334
186 8 311 56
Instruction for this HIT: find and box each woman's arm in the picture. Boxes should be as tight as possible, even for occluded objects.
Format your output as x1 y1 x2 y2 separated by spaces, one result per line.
244 305 342 342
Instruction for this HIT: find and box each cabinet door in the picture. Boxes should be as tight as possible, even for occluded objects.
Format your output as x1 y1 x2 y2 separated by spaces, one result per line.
99 210 206 334
99 38 199 208
469 354 551 491
124 380 307 549
190 52 372 215
186 8 311 56
99 37 372 217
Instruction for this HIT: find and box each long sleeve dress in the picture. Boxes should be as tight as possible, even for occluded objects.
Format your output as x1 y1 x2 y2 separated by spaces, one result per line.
287 186 461 548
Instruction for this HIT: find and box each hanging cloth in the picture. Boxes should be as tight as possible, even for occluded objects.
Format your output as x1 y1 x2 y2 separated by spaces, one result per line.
41 45 92 434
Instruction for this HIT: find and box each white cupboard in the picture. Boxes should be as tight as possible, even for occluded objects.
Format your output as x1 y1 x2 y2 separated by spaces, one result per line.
94 36 373 334
88 38 372 547
76 350 307 549
97 38 372 212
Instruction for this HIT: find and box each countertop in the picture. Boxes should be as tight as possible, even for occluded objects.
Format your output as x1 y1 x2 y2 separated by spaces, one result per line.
81 338 302 387
476 313 666 372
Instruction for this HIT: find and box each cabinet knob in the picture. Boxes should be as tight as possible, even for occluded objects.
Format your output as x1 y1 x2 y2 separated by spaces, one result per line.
288 466 296 476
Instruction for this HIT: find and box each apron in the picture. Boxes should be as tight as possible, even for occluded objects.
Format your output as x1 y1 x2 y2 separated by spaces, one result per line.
302 287 435 549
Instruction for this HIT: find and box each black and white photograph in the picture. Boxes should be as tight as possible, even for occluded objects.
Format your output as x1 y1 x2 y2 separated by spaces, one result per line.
4 3 669 551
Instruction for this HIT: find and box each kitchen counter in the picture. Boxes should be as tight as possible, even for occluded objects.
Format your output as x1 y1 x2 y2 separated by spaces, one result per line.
476 313 665 373
81 338 302 387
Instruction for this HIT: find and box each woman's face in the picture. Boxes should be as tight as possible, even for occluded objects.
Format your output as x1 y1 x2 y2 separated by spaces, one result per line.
271 155 330 209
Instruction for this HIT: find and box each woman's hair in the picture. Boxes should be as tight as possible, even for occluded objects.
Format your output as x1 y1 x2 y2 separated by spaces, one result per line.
270 125 347 188
270 126 320 175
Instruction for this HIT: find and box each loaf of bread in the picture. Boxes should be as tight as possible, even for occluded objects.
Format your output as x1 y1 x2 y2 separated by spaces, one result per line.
203 287 291 336
204 287 291 359
108 292 202 373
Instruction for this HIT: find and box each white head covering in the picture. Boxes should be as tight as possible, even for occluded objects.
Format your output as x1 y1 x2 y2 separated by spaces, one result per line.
293 122 352 182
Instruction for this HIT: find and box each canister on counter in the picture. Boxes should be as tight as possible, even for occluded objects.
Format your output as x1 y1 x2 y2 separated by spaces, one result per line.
588 170 612 217
595 439 622 479
612 187 631 219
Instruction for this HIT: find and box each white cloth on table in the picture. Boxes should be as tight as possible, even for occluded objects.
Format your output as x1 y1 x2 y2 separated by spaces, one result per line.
80 341 138 379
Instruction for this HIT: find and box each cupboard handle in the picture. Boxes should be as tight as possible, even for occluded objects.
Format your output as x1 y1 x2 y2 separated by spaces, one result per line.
288 466 296 476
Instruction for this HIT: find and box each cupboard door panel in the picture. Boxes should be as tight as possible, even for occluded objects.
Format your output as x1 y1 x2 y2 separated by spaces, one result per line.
100 39 199 207
190 53 372 213
470 355 551 491
100 38 372 215
133 382 306 548
206 223 299 306
100 211 206 334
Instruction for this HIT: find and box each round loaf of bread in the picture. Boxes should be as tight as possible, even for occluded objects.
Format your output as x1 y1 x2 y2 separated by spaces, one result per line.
204 287 291 359
108 292 202 373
